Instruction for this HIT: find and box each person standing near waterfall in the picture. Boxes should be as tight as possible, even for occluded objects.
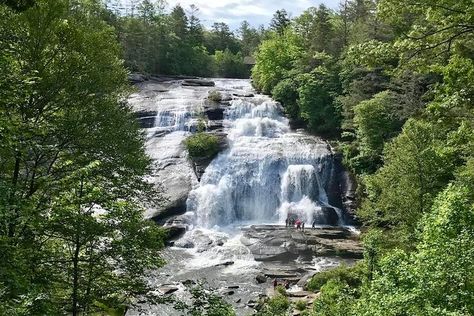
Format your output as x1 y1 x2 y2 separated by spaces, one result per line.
296 219 301 230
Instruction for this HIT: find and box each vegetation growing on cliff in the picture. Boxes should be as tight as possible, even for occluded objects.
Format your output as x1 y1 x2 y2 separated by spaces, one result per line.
185 133 220 159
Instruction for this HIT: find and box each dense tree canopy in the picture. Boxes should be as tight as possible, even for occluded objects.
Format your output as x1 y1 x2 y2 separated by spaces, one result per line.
252 0 474 314
109 1 267 78
0 0 165 314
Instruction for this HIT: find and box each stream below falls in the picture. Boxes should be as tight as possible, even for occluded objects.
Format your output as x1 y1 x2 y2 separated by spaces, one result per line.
127 78 361 315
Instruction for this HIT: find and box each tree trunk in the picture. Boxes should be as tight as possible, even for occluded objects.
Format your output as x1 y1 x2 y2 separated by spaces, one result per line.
72 236 81 316
8 151 21 237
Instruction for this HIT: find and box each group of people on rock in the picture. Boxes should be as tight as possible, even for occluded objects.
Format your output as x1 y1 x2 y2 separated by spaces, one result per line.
285 217 305 230
285 216 319 230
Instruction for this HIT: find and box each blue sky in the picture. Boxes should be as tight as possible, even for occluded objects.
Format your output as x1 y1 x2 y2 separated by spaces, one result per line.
120 0 341 29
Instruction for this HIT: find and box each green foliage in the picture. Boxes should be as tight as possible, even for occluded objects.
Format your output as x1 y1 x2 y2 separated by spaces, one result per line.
355 184 474 315
214 49 248 78
270 9 291 35
185 133 219 159
312 279 357 316
359 119 459 243
298 75 339 135
0 0 165 314
111 2 256 77
208 90 222 102
307 263 366 292
252 31 302 94
175 284 236 316
353 90 402 157
295 299 307 311
272 78 300 121
275 285 287 296
256 294 291 316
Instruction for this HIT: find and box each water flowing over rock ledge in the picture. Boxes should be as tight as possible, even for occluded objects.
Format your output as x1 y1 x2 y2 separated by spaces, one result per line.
127 78 361 315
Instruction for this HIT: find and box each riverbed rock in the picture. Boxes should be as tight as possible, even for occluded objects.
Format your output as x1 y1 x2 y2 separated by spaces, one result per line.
157 285 179 295
241 225 363 262
215 261 234 267
203 104 225 121
164 225 186 242
256 274 267 284
128 73 147 84
233 92 254 97
182 79 215 87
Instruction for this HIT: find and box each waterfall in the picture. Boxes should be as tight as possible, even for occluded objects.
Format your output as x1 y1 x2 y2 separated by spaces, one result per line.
187 91 343 228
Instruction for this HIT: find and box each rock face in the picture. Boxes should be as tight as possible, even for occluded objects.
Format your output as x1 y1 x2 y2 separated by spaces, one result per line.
241 225 363 262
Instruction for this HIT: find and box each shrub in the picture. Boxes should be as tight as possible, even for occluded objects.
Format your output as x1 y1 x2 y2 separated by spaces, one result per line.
275 285 287 296
184 132 219 158
272 78 300 121
306 263 366 292
256 294 291 316
208 90 222 102
295 299 307 311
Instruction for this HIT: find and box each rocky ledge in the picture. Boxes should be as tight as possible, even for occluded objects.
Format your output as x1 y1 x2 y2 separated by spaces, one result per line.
241 225 363 262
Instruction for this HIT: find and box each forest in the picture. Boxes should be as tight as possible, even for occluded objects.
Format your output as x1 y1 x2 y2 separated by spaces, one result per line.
0 0 473 315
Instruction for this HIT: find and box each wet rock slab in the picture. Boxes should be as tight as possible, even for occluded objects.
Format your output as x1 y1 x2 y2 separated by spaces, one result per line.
241 225 363 262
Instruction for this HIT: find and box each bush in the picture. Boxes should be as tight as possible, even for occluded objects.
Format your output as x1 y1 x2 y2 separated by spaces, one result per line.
184 132 219 158
307 263 366 292
256 294 291 316
272 78 300 121
208 90 222 102
298 75 339 135
275 285 287 296
295 300 307 311
312 279 356 316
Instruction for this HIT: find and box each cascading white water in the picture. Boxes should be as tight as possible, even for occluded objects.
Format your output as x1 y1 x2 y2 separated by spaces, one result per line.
144 86 204 138
187 85 342 228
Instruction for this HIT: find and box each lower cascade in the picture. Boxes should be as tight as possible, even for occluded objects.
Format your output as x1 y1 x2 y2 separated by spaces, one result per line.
186 82 344 229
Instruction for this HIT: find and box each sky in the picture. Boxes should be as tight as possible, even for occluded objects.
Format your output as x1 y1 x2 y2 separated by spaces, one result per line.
120 0 341 29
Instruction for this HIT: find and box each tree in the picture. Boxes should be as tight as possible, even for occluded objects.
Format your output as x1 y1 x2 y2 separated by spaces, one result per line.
270 9 291 35
379 0 474 63
170 4 188 39
356 184 474 315
205 22 240 54
214 49 247 78
239 20 263 56
0 1 165 313
272 78 300 122
359 119 456 243
298 74 339 135
137 0 155 22
295 5 337 54
252 31 302 93
353 91 401 157
187 4 204 46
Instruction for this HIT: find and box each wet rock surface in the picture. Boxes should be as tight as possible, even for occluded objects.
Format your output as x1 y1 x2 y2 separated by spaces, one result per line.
242 225 362 262
128 225 361 316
